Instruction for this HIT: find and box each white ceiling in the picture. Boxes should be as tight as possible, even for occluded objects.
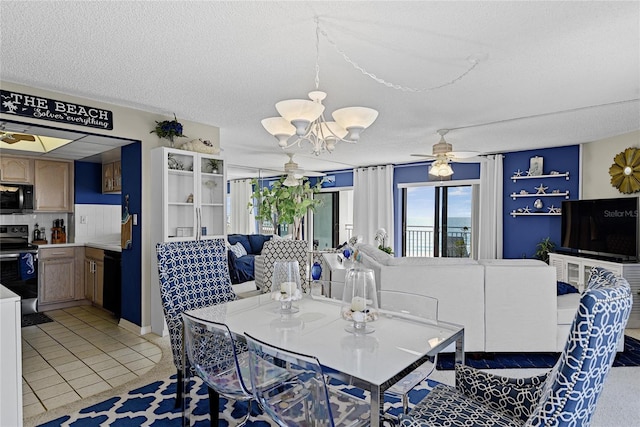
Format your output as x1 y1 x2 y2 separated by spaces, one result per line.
1 1 639 179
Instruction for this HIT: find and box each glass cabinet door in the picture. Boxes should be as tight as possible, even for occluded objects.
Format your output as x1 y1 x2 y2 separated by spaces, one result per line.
198 155 225 238
566 261 580 288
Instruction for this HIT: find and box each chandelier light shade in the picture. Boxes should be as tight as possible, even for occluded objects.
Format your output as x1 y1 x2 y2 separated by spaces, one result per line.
331 107 379 141
260 117 296 147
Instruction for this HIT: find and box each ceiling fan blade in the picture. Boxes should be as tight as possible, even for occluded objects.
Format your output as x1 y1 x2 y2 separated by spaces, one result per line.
0 132 36 143
410 153 436 158
449 151 481 159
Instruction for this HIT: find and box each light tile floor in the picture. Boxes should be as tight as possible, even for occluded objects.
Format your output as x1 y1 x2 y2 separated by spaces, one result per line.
21 306 162 418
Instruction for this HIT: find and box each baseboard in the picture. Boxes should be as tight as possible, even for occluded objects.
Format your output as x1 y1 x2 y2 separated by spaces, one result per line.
118 317 151 336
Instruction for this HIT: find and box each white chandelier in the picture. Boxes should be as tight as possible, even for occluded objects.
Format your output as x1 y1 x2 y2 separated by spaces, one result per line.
261 20 378 156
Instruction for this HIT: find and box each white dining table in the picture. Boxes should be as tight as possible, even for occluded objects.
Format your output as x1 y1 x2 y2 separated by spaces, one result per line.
186 293 464 426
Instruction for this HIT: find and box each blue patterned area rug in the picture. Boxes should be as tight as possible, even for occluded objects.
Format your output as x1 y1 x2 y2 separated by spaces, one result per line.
39 374 439 426
437 335 640 370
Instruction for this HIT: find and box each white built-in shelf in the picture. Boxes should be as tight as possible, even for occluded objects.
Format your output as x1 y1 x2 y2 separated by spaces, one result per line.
510 191 570 200
511 172 569 182
510 211 562 217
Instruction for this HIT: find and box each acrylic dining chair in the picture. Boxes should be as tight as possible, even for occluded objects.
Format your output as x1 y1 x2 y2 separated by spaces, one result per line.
378 290 439 419
245 332 370 426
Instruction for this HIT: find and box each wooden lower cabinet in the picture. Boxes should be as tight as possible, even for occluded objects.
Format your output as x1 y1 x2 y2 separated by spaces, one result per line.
38 247 77 307
85 247 104 307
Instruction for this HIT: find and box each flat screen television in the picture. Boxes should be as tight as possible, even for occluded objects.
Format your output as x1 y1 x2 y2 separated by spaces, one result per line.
561 197 639 261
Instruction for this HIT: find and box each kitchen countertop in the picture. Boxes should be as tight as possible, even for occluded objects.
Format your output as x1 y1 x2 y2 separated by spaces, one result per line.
37 241 122 253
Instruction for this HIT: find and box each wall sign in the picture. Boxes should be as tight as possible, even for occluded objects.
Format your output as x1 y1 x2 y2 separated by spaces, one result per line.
0 90 113 130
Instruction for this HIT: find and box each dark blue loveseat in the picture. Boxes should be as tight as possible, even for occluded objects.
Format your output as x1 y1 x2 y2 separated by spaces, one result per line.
227 234 273 284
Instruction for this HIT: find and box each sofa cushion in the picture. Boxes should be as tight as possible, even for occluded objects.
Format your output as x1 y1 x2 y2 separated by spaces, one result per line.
233 254 256 284
356 243 392 264
557 281 579 296
557 293 581 325
229 242 248 258
248 234 272 254
386 257 478 267
228 234 251 253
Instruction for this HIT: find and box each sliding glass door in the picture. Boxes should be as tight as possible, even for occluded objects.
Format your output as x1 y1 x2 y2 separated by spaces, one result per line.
312 189 353 249
402 185 473 257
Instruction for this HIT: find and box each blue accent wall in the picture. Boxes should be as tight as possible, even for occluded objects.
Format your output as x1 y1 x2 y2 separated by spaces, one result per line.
503 145 580 258
74 162 120 204
120 142 142 325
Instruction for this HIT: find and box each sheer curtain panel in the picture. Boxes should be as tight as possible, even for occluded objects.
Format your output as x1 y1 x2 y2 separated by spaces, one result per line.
353 165 394 246
477 155 503 259
230 179 255 234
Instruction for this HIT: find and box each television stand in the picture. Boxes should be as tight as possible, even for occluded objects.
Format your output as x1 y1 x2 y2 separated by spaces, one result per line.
549 253 640 328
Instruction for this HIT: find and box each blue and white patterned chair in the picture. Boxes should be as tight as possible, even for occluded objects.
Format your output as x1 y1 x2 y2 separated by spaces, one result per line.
400 267 632 427
156 239 237 418
254 239 309 292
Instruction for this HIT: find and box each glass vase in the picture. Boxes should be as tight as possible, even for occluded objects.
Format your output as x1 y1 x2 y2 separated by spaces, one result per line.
271 260 302 313
341 266 378 334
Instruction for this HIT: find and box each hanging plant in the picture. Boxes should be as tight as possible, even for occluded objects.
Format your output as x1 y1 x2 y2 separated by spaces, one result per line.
609 147 640 194
150 113 187 144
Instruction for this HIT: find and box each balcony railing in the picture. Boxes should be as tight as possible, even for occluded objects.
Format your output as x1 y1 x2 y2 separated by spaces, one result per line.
404 225 471 258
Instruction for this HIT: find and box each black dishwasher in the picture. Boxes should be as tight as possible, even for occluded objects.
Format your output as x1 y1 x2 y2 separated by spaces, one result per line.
103 250 122 318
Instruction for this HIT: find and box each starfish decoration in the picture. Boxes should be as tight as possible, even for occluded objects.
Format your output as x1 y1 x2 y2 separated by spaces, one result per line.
535 184 548 194
522 206 531 213
548 205 558 213
526 170 533 176
514 169 523 177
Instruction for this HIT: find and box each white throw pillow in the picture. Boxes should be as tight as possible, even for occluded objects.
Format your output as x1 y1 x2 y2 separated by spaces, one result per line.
229 242 247 258
356 243 391 264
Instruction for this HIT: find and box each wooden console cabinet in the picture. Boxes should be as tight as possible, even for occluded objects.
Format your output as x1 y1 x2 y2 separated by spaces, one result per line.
549 252 640 328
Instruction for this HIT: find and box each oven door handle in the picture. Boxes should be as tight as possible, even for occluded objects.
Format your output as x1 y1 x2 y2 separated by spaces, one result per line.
0 251 38 260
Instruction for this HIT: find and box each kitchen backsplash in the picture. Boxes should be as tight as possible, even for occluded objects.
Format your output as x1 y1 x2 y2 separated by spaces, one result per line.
74 204 120 244
0 204 120 244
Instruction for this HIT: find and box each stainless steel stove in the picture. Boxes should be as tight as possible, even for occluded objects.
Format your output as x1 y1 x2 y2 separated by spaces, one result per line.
0 225 39 313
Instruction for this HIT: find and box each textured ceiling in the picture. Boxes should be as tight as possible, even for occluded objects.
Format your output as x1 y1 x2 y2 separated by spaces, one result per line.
1 1 639 178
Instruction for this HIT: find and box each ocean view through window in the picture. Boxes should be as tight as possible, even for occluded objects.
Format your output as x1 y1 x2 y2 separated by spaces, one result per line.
403 185 472 257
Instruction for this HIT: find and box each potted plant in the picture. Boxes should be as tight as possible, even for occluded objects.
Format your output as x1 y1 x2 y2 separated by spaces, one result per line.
249 176 323 240
535 237 556 264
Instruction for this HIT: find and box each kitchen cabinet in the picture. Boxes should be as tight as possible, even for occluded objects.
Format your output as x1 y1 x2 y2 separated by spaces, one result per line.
102 160 122 193
84 247 104 307
38 247 77 307
150 146 226 335
549 252 640 328
34 159 73 212
0 155 32 183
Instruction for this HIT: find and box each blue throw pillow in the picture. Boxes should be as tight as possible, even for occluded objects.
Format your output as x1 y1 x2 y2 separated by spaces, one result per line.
248 234 272 254
228 234 251 254
557 281 579 295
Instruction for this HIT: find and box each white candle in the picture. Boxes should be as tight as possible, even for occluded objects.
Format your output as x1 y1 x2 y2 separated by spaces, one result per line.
351 296 366 312
280 281 295 294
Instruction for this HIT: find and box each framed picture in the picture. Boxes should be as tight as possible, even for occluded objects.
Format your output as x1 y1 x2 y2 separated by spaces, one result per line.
529 156 543 176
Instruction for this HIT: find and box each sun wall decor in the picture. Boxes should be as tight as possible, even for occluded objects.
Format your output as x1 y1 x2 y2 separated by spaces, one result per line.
609 147 640 194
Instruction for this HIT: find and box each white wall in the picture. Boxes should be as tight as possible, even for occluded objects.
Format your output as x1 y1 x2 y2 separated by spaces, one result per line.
74 204 120 243
0 81 221 331
582 130 640 199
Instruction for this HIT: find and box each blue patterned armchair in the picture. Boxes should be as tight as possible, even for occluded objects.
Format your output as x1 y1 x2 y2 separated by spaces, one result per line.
156 239 237 415
400 267 632 427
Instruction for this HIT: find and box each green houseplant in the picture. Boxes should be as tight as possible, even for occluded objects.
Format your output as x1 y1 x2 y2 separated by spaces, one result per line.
535 237 556 264
249 176 323 240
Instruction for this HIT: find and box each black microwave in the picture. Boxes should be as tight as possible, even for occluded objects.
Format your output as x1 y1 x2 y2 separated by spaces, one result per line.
0 183 34 214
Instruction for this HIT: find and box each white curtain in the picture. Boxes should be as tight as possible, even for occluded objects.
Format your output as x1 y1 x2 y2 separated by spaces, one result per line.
230 179 255 234
353 165 394 246
477 154 504 259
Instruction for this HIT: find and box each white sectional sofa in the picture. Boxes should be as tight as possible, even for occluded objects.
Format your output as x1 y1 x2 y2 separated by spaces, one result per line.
345 244 578 353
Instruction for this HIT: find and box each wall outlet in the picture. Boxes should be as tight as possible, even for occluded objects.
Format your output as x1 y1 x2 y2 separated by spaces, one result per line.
80 216 87 224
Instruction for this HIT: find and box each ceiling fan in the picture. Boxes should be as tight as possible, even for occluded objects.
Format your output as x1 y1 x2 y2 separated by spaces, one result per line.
411 129 481 177
282 153 325 186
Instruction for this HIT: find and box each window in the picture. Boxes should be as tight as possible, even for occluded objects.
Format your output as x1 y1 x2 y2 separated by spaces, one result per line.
311 189 353 249
402 184 473 257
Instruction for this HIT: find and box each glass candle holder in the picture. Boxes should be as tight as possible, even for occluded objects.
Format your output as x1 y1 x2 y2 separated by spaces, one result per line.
341 267 378 334
271 260 303 313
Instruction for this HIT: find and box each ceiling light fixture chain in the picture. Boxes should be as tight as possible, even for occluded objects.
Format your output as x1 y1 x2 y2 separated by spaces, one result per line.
315 18 481 93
